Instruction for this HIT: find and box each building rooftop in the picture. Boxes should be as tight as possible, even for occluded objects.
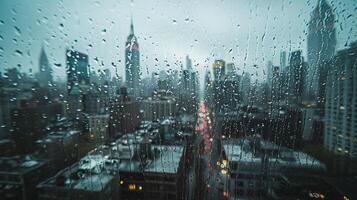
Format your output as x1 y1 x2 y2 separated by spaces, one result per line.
38 131 184 192
145 145 183 174
0 155 48 175
223 138 325 171
37 160 114 192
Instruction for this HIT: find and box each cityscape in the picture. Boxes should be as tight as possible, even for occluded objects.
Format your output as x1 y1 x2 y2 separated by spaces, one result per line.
0 0 356 200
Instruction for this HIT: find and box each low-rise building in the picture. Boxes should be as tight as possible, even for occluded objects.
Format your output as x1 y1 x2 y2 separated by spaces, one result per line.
223 137 326 199
142 95 176 121
0 156 49 200
37 155 117 200
88 114 109 142
37 130 186 200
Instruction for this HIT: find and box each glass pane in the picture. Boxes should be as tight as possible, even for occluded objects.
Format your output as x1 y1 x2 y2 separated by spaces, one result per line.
0 0 356 200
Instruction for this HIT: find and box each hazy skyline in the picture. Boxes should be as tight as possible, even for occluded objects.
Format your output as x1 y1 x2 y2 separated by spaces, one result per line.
0 0 356 83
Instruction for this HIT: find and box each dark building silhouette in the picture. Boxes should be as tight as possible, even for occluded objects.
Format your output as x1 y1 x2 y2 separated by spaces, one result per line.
307 0 336 99
66 49 89 94
325 42 357 158
213 79 240 112
178 56 198 114
240 72 251 105
125 19 141 98
287 50 307 104
37 46 52 87
108 87 141 138
212 59 225 81
204 70 213 107
0 156 50 200
11 102 64 153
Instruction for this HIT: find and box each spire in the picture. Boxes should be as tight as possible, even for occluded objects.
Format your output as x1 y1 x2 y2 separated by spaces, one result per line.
316 0 331 12
40 43 45 55
130 17 134 35
40 43 48 63
318 0 329 6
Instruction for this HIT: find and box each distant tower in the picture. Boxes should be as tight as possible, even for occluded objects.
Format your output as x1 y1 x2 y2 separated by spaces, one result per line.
186 55 192 72
38 46 52 87
280 51 287 69
125 18 141 98
241 72 251 105
66 49 89 94
324 43 357 158
204 70 212 104
212 60 225 81
288 50 307 103
307 0 336 99
266 60 273 87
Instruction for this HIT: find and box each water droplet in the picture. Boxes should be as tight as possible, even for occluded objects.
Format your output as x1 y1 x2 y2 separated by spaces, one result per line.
11 8 17 15
14 26 21 36
14 50 23 56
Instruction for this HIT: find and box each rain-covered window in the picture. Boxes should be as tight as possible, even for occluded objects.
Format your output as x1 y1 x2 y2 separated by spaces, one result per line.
0 0 356 199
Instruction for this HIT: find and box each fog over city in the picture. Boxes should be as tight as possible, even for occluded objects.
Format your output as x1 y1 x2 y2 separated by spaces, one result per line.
0 1 357 200
0 0 355 82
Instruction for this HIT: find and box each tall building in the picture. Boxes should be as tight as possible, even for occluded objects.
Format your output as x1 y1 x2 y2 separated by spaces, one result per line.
125 19 141 98
179 56 198 114
287 50 307 103
213 79 240 112
204 70 213 106
271 66 281 113
226 63 241 82
37 46 52 87
213 62 241 111
307 0 336 99
266 60 273 86
142 91 176 121
212 60 225 81
66 49 89 94
108 87 141 138
240 72 251 105
186 55 192 71
324 42 357 158
280 51 287 69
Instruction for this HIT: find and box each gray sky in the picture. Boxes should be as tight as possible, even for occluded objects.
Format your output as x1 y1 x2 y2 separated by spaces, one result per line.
0 0 356 83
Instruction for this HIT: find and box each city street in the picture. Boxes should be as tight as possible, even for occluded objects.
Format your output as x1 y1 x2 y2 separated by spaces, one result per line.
196 101 226 200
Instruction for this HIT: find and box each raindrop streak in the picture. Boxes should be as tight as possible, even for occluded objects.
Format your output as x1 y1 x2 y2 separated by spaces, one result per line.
14 50 23 56
14 26 21 35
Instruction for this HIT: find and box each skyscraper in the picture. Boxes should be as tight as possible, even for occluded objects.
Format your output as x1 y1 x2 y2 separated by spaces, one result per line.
66 49 89 94
241 72 251 105
125 19 141 98
324 42 357 158
266 60 273 87
288 50 306 103
186 55 192 72
179 56 198 114
280 51 287 69
212 59 225 81
37 46 52 87
204 70 213 106
307 0 336 99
